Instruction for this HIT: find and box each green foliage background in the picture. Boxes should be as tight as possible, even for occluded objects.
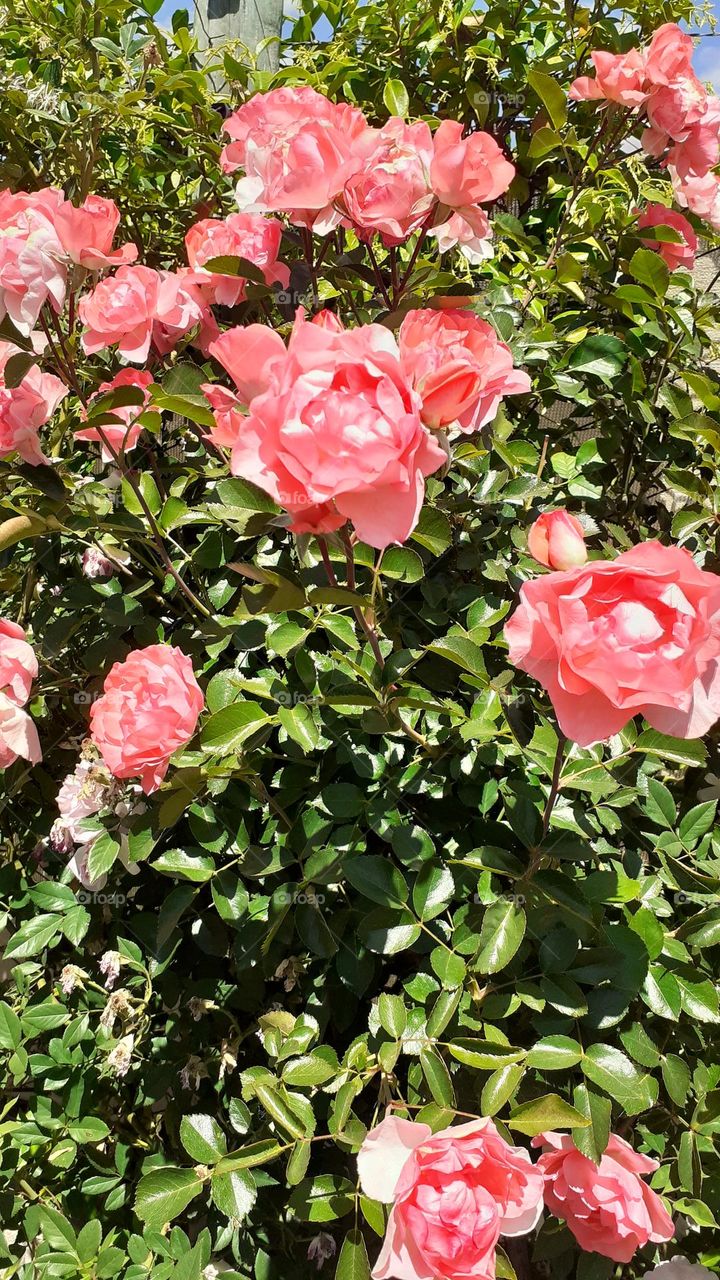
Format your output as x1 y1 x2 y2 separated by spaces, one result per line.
1 1 720 1277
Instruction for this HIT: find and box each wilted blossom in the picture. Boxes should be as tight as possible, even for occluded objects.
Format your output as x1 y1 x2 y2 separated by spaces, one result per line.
81 546 116 579
99 950 122 990
99 988 132 1034
107 1033 134 1077
59 964 86 995
179 1054 208 1091
307 1235 337 1270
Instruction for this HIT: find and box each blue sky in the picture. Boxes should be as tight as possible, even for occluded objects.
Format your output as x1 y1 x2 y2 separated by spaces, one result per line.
155 2 720 92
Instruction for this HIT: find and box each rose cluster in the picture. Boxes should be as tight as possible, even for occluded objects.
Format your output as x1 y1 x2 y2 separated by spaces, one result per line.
570 23 720 233
220 86 515 261
357 1114 673 1280
202 306 529 549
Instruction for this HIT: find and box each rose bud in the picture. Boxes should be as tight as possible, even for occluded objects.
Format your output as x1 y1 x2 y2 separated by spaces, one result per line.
527 509 587 571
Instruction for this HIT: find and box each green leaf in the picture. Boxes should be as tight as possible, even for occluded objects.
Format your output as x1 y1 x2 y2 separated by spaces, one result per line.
133 1168 204 1228
419 1047 455 1107
377 993 407 1039
526 1036 583 1070
572 1085 611 1163
0 1001 22 1050
635 731 707 768
151 849 215 882
568 334 626 383
582 1044 658 1114
336 1230 371 1280
288 1175 355 1222
200 701 270 753
86 831 121 884
508 1093 590 1137
527 68 567 129
345 855 408 908
412 864 454 921
4 914 61 959
481 1063 525 1116
383 78 409 116
629 247 669 297
474 900 526 974
211 1168 257 1220
180 1114 228 1164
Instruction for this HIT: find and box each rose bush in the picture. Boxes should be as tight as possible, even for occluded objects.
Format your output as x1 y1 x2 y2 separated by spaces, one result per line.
1 1 720 1278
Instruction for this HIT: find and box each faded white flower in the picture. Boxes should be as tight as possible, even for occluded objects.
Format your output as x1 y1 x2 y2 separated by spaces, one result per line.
219 1037 238 1079
274 955 304 992
179 1055 208 1091
107 1034 134 1077
99 950 122 990
643 1261 715 1280
60 964 86 995
99 988 132 1033
307 1234 336 1270
188 996 215 1021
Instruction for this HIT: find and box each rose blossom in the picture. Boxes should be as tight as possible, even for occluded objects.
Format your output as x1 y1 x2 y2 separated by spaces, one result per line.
430 120 515 209
0 187 67 333
185 212 289 306
505 540 720 746
0 618 38 706
358 1114 544 1280
429 207 493 264
672 169 720 232
0 693 41 769
643 1260 715 1279
75 368 155 460
637 203 697 271
79 265 217 362
527 510 587 571
54 193 137 269
204 315 446 548
341 118 435 245
221 87 371 233
534 1133 674 1264
0 341 67 466
90 644 204 793
399 308 530 433
570 47 649 106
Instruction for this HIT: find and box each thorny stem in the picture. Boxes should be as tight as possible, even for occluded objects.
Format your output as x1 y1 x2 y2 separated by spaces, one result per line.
341 530 385 669
542 735 567 839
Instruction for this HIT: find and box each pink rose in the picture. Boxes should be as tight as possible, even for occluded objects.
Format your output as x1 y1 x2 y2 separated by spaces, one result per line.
673 169 720 231
637 204 697 271
221 87 371 232
90 644 204 794
358 1115 544 1280
430 120 515 209
311 309 344 331
54 194 137 269
399 308 530 433
534 1133 674 1264
570 48 648 107
75 368 155 461
79 265 217 362
185 212 289 306
527 510 587 571
205 315 446 548
0 693 41 769
0 618 38 706
341 118 435 245
505 541 720 746
430 207 493 264
0 192 67 335
644 23 696 86
0 341 67 466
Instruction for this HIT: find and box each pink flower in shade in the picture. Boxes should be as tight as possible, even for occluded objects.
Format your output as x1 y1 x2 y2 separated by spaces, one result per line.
341 118 435 245
0 341 67 466
398 308 530 434
75 368 155 461
430 207 493 264
221 87 371 233
0 693 41 769
79 265 217 363
570 47 649 106
504 540 720 747
0 618 38 706
637 204 697 271
431 121 515 210
185 212 290 306
90 644 204 794
533 1133 674 1264
54 194 138 270
358 1115 544 1280
204 315 446 549
527 510 588 571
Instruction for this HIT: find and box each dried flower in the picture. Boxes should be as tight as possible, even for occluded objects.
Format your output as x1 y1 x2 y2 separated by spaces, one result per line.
99 950 122 989
107 1034 134 1077
307 1234 337 1270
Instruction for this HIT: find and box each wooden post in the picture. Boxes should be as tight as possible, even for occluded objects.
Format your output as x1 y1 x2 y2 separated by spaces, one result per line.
193 0 283 84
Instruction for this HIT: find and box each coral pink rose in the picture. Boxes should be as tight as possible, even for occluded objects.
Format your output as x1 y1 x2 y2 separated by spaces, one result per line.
637 204 697 271
673 169 720 231
54 194 137 269
570 48 648 106
221 87 371 233
399 308 530 433
0 618 38 706
0 341 67 465
505 541 720 746
79 265 217 362
644 23 696 86
341 118 435 245
0 693 41 768
534 1133 674 1264
0 190 67 335
204 315 446 548
358 1115 544 1280
311 309 344 331
75 368 156 461
90 644 204 794
430 207 493 264
527 510 587 571
430 121 515 209
185 212 289 306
